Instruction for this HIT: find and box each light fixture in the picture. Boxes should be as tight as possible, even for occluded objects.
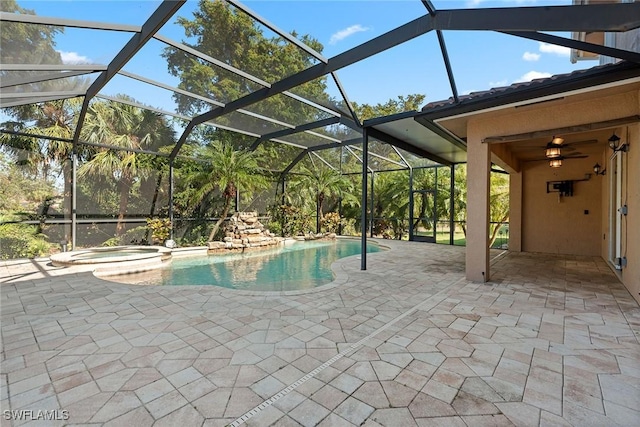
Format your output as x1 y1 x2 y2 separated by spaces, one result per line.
545 142 562 158
608 133 628 153
549 158 562 168
593 163 606 176
551 136 564 145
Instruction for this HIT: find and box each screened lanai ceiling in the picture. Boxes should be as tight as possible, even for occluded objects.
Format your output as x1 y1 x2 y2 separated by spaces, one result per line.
2 0 640 174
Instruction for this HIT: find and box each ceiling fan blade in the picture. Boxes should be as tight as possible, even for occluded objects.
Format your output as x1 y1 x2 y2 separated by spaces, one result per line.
564 139 598 147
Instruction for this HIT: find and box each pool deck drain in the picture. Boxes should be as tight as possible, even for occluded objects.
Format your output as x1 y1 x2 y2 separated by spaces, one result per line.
229 252 509 426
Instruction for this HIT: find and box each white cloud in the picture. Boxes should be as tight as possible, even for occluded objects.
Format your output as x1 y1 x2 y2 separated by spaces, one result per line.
523 51 541 61
539 42 570 57
489 79 508 87
515 70 552 82
57 50 91 64
329 24 369 45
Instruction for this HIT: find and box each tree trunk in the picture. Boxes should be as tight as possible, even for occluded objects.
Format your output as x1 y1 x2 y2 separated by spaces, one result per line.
316 193 324 234
208 195 232 242
115 174 132 237
488 214 509 248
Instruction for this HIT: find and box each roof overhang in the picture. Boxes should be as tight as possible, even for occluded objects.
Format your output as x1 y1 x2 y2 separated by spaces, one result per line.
360 61 640 166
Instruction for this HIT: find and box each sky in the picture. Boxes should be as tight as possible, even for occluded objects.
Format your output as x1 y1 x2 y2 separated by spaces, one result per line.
11 0 598 115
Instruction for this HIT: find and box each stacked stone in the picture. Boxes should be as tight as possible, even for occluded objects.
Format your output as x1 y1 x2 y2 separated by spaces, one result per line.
208 212 283 252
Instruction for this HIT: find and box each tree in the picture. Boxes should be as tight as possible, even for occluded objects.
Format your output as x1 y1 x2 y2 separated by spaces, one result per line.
186 141 268 241
287 163 352 233
79 97 175 237
162 0 330 133
489 172 509 248
352 94 426 121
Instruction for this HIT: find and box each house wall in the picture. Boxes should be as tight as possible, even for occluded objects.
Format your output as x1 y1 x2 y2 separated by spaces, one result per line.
521 156 602 256
599 123 640 304
466 85 639 302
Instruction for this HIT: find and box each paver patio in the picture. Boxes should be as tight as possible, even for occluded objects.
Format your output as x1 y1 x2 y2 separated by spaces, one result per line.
1 240 639 426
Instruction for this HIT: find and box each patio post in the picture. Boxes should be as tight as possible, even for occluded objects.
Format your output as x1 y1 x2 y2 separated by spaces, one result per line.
370 171 375 237
168 159 174 240
450 164 455 245
509 171 522 251
466 136 491 282
409 167 414 241
361 128 368 270
71 150 77 250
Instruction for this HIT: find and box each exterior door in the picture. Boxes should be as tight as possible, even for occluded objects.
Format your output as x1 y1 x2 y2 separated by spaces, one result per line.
410 189 437 243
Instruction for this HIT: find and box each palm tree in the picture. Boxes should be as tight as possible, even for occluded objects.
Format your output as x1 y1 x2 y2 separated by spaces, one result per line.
187 141 268 242
79 96 174 237
289 163 352 233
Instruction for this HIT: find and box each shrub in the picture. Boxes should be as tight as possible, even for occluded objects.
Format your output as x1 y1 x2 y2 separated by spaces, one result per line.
321 212 341 233
146 218 172 244
0 223 52 259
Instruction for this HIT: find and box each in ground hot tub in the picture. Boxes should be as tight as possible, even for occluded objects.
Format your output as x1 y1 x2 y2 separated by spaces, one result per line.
50 246 172 277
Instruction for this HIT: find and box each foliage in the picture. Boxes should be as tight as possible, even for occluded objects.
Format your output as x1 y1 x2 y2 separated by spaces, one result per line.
79 96 176 236
489 172 510 247
100 225 148 247
163 0 330 151
0 152 57 215
352 94 426 122
0 223 52 259
321 212 341 233
146 218 172 244
183 140 269 241
287 163 352 233
267 203 311 237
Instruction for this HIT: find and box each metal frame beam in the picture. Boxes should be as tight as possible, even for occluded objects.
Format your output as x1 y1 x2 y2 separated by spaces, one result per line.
0 94 82 109
250 117 340 150
432 4 640 32
72 0 185 144
420 1 459 103
1 70 98 89
0 64 107 72
0 11 141 32
501 31 640 64
225 0 327 63
172 12 437 156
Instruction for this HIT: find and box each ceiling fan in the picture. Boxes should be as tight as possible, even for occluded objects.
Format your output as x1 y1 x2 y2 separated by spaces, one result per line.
520 136 594 167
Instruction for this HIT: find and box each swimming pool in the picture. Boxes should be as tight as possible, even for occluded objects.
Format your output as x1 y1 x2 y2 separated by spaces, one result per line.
111 239 380 291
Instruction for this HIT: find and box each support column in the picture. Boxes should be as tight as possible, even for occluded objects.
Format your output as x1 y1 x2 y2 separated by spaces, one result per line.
168 160 174 240
466 137 491 282
71 151 77 250
361 128 368 270
450 164 455 245
509 171 523 252
370 171 375 237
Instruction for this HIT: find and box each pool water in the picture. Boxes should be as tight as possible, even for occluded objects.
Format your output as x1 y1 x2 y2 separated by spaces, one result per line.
132 239 379 291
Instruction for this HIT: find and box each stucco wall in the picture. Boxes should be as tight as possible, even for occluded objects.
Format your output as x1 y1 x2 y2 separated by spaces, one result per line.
464 84 639 301
601 123 640 304
522 156 602 256
622 124 640 304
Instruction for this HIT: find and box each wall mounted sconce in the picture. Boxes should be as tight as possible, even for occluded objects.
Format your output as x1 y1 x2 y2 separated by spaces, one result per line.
593 163 606 176
608 134 628 153
549 158 562 168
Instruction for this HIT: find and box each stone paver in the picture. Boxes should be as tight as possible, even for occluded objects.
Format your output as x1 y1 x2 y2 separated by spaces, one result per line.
2 240 639 426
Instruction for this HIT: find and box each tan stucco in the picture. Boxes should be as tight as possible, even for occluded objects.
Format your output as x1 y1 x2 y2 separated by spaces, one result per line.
521 156 602 256
465 129 491 282
454 83 639 303
600 122 640 304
